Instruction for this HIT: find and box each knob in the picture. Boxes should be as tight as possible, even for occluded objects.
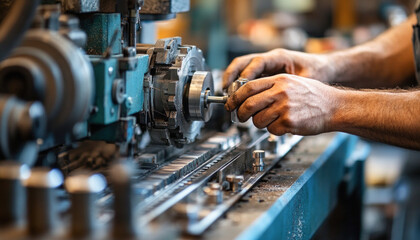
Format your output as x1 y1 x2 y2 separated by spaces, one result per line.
252 150 265 172
24 168 63 236
0 161 30 226
65 171 106 237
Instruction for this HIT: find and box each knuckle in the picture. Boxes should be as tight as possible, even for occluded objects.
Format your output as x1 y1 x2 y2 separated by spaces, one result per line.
272 48 286 54
243 101 256 112
224 67 236 77
281 117 294 128
237 112 248 123
242 82 254 92
231 57 241 65
267 125 284 136
231 92 240 105
252 56 264 65
252 117 265 129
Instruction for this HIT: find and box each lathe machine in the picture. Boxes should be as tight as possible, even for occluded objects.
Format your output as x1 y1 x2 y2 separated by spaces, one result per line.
0 0 369 239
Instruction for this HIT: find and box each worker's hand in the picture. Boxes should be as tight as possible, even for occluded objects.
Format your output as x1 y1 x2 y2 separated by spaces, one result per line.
222 49 332 89
225 74 339 136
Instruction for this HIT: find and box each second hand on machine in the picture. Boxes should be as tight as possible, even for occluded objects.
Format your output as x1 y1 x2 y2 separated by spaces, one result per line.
205 78 249 123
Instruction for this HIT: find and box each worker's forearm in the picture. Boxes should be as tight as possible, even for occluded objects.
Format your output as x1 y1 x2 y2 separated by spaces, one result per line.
330 89 420 149
326 15 417 88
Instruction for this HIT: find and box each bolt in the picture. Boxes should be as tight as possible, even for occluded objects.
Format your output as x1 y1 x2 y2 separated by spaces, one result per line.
253 150 265 172
204 182 223 204
65 172 106 237
123 47 136 58
226 175 244 192
208 182 221 190
125 97 133 109
268 135 280 154
24 168 63 235
108 66 114 76
0 161 30 226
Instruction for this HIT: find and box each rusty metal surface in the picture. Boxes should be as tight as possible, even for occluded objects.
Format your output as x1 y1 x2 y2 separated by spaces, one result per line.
62 0 100 13
199 133 341 240
140 0 190 14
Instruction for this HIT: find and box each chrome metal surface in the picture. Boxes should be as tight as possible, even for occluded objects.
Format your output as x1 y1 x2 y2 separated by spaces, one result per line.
187 71 214 122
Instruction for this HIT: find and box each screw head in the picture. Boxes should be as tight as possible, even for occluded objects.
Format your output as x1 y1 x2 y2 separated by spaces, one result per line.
125 97 133 109
253 150 265 159
208 182 221 190
226 174 235 182
108 66 114 76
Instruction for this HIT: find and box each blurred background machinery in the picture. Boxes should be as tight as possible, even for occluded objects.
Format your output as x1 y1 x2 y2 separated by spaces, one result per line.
2 0 416 239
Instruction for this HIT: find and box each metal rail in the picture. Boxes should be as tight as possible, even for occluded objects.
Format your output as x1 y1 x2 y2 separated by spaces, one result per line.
136 130 302 235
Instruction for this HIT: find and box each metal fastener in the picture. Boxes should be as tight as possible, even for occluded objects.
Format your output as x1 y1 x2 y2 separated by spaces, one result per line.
252 150 265 172
268 134 280 154
125 96 133 109
108 66 114 76
203 182 223 204
226 175 244 192
24 168 63 235
0 161 30 226
65 172 106 237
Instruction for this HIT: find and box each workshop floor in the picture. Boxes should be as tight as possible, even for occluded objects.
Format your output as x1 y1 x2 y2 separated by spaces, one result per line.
363 141 420 240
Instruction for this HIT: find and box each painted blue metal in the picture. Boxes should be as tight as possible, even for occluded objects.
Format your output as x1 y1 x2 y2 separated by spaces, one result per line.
79 13 122 55
90 117 136 143
89 58 120 125
124 54 149 115
236 133 370 240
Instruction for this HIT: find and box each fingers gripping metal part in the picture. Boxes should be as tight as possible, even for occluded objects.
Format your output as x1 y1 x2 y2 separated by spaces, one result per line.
142 37 229 146
228 78 249 123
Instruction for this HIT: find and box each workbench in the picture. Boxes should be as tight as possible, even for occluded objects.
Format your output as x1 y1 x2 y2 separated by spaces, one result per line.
202 133 370 240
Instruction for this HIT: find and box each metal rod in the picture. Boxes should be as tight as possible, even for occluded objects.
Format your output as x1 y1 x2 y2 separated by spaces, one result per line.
206 96 228 104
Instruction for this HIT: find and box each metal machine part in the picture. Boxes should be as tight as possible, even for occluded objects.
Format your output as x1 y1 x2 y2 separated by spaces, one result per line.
0 0 40 61
110 161 138 238
135 129 302 236
187 71 214 122
65 171 106 237
0 161 30 226
0 29 94 135
61 0 100 13
252 150 265 172
0 2 370 240
24 168 63 236
0 96 46 165
139 0 190 20
138 37 224 147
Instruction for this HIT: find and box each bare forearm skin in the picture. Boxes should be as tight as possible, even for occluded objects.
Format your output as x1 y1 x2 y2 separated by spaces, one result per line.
326 15 417 88
331 88 420 149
